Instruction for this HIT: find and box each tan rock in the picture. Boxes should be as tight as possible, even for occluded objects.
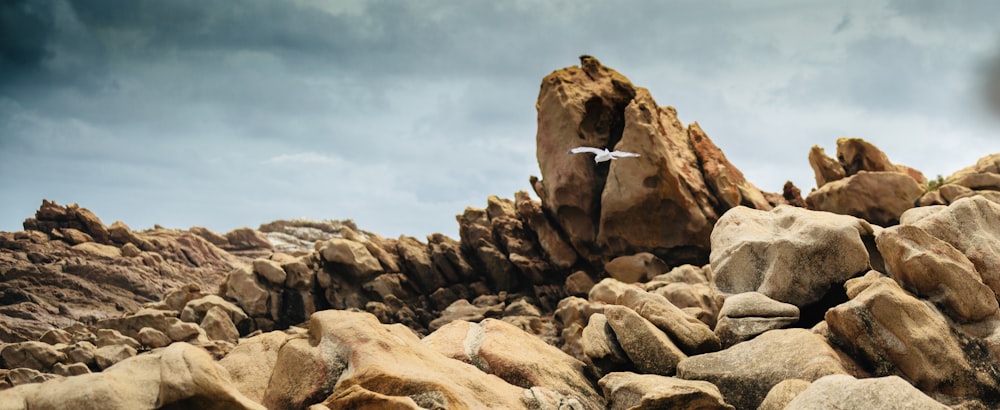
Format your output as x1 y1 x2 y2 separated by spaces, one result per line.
604 305 686 375
52 362 90 377
423 318 604 408
427 299 503 332
70 242 122 259
825 276 997 397
617 287 720 354
201 306 240 343
565 270 596 297
180 294 249 330
318 237 382 280
93 344 136 370
599 371 734 410
676 329 850 410
808 145 846 188
0 342 264 409
225 227 273 251
757 379 811 410
876 224 998 322
0 342 65 372
222 266 270 318
136 327 171 349
39 329 71 345
785 374 948 410
589 277 641 305
581 313 630 377
604 252 668 283
281 258 313 290
59 341 95 367
805 171 925 226
710 205 872 307
907 196 1000 300
262 310 564 409
835 137 896 176
219 331 291 404
396 236 446 292
252 258 287 285
58 228 93 245
94 328 140 349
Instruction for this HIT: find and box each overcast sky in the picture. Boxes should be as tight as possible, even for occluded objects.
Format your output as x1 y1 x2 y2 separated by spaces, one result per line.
2 1 999 239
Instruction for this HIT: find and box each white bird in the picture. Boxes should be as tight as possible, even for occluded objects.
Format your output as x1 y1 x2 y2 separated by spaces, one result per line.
568 146 640 163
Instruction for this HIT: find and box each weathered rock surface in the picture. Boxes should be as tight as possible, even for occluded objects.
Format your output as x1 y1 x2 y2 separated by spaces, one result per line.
599 371 734 410
784 374 948 410
604 305 687 375
710 205 873 307
826 273 1000 399
676 328 851 410
0 342 264 409
714 292 799 347
806 171 926 226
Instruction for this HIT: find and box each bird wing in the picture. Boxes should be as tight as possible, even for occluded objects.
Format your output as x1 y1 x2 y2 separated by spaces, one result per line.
610 150 640 158
569 147 605 155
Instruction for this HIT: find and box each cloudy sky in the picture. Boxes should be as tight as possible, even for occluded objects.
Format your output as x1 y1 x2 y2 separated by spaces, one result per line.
2 1 999 239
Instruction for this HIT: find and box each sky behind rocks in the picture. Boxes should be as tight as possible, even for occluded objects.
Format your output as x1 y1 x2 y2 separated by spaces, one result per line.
2 0 1000 238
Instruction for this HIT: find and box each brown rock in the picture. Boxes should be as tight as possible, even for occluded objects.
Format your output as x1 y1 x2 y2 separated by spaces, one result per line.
808 145 846 188
835 137 896 176
714 292 799 347
604 252 668 283
599 371 734 410
565 270 596 297
58 228 93 245
617 287 720 354
93 344 137 370
252 258 287 285
225 227 273 251
514 191 578 269
70 242 122 259
396 236 445 292
318 238 382 280
218 330 291 404
201 305 240 343
689 122 772 211
805 171 925 226
136 327 171 349
221 266 270 318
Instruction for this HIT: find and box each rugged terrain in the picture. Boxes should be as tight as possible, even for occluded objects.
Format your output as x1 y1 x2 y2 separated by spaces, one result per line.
2 56 1000 409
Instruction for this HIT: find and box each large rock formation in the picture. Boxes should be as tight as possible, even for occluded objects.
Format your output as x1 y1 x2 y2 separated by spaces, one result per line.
3 58 1000 409
532 55 773 267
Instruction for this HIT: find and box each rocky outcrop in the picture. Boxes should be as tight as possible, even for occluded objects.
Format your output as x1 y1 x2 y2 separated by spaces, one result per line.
710 205 873 307
5 57 1000 409
532 55 773 267
806 138 927 225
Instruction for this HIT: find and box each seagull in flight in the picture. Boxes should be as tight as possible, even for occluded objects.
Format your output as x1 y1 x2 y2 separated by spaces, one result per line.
569 147 640 163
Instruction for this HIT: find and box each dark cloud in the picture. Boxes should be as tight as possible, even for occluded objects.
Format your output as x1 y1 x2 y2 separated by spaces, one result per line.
0 0 55 75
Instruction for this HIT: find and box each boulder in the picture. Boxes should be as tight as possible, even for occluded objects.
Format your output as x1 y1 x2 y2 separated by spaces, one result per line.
252 258 286 285
221 266 270 318
180 294 250 331
0 342 264 409
906 196 1000 300
805 171 925 226
604 305 687 375
581 313 631 377
52 362 90 377
262 310 575 409
604 252 668 283
224 227 273 251
676 328 851 410
219 331 291 403
423 318 604 408
784 374 948 410
757 379 811 410
714 292 799 347
825 275 999 398
281 258 313 290
599 371 734 410
835 137 897 176
94 329 140 349
93 344 136 370
514 191 578 269
710 205 872 307
617 287 720 354
201 306 240 343
427 299 504 332
876 224 998 322
0 342 64 372
396 236 446 293
318 238 382 280
589 278 641 305
136 327 171 349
